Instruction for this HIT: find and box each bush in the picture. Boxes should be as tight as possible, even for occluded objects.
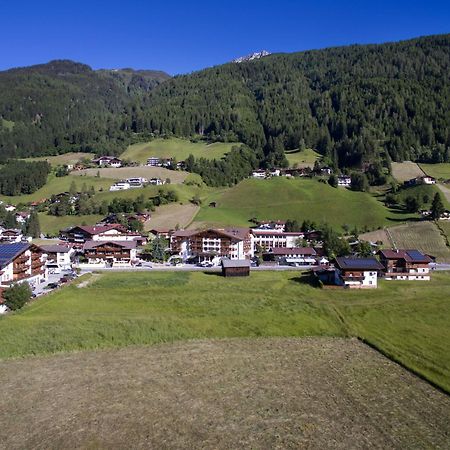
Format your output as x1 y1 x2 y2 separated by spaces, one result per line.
3 282 32 311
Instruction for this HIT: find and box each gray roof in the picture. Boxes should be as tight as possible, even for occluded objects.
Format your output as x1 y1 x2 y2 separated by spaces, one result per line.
335 257 383 271
221 259 251 268
40 244 72 253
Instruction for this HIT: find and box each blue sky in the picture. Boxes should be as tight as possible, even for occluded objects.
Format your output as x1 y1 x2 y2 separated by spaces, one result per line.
1 0 449 74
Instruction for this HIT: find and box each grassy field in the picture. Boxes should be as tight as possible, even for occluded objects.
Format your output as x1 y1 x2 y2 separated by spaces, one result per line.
420 163 450 180
1 270 450 392
23 152 92 167
391 161 425 182
1 338 449 449
121 138 238 163
1 118 15 131
144 203 199 230
193 178 414 231
388 221 450 262
0 174 112 205
438 221 450 243
71 166 188 184
285 148 320 167
38 213 104 236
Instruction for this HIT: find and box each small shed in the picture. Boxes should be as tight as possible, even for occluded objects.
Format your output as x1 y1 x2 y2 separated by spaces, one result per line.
221 259 251 277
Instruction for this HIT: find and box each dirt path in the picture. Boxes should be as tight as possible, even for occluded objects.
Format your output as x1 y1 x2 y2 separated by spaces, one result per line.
437 183 450 203
1 338 449 449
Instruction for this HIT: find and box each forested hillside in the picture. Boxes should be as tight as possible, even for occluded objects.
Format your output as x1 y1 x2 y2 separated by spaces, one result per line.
139 34 450 168
0 60 170 159
0 35 448 169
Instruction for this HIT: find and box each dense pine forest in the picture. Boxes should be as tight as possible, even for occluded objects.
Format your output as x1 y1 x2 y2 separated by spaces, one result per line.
0 35 449 171
0 60 169 159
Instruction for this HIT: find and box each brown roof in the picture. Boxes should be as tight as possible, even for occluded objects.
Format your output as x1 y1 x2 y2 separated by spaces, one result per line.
83 240 137 250
76 224 126 235
378 249 432 263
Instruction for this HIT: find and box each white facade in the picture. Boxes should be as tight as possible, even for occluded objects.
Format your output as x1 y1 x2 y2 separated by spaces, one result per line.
385 266 430 281
251 231 304 251
342 270 378 288
252 171 266 179
109 181 131 191
91 229 140 242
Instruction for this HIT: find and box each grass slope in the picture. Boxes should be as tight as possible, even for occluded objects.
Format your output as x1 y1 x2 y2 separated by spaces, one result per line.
121 138 238 163
388 221 450 262
1 271 450 392
391 161 425 182
38 213 103 236
420 163 450 180
194 178 413 230
23 152 92 167
0 174 111 205
285 148 320 167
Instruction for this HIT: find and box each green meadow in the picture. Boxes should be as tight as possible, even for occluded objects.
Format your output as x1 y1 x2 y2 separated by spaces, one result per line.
194 177 414 230
121 138 238 163
1 270 449 392
420 163 450 180
285 148 320 167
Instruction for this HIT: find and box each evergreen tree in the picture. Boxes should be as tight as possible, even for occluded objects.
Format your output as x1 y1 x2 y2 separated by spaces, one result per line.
431 193 445 220
25 211 41 238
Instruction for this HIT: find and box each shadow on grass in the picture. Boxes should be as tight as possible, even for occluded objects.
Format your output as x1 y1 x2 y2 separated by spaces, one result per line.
289 273 318 287
202 271 223 277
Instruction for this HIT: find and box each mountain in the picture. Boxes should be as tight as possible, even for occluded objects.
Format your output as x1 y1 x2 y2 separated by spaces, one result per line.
0 60 170 159
0 35 449 169
232 50 271 63
139 34 450 168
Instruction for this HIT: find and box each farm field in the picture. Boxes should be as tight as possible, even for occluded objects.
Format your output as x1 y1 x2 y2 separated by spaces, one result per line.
1 338 449 449
23 152 92 167
391 161 425 182
38 213 104 236
193 178 415 230
121 138 238 163
284 148 320 167
0 174 111 205
1 270 450 392
420 162 450 180
388 221 450 262
70 166 188 184
438 221 450 242
144 203 199 230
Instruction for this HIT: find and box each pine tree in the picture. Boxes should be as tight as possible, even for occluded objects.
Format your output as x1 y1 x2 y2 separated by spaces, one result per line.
25 211 41 238
431 193 444 220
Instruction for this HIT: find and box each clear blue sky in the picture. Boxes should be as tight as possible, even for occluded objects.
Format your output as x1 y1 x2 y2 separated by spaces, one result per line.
1 0 449 74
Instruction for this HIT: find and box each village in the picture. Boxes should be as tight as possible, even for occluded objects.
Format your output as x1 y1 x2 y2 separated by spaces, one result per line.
0 210 438 314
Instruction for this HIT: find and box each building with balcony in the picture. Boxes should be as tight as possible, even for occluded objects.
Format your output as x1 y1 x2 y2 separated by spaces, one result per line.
40 244 75 271
334 257 384 289
377 249 432 281
0 243 47 288
83 241 138 267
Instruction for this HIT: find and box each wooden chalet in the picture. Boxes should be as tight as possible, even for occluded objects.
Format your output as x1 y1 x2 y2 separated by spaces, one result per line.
221 259 251 277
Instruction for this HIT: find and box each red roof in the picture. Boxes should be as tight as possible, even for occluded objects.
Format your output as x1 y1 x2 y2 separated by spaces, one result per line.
83 240 137 250
76 224 126 235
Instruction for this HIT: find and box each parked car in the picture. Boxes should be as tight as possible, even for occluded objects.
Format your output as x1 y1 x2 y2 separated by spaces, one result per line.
46 282 59 289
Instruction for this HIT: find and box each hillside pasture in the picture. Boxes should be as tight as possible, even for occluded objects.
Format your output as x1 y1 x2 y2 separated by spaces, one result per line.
144 203 199 230
70 166 188 184
1 338 449 449
0 174 111 205
388 221 450 262
285 148 320 167
391 161 425 182
38 213 104 236
121 138 238 163
24 152 92 167
420 162 450 180
193 177 414 230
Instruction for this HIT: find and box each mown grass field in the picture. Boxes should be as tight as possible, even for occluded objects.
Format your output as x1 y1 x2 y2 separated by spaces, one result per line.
391 161 425 182
121 138 238 163
1 338 449 449
70 166 188 184
194 178 414 230
388 221 450 262
285 148 320 167
1 270 449 392
420 162 450 180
